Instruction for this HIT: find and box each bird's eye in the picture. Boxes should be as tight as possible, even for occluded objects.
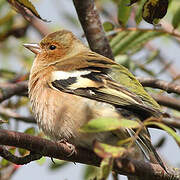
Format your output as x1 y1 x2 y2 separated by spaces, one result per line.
49 45 56 50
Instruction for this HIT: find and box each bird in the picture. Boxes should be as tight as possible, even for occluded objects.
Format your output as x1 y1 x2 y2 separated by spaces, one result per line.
24 29 166 171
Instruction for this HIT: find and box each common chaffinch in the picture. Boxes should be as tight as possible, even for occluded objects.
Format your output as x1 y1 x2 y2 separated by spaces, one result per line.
24 30 166 170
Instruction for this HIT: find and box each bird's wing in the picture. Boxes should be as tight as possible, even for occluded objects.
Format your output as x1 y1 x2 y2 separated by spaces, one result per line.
50 52 162 118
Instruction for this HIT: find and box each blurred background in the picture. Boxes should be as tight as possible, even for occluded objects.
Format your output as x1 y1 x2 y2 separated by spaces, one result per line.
0 0 180 179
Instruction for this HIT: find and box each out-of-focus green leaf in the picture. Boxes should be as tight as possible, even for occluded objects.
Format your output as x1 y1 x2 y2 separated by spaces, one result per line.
94 141 127 158
111 29 165 55
24 127 35 135
142 0 169 24
135 0 146 25
36 157 46 165
49 159 67 170
118 0 131 27
103 21 115 32
83 165 99 180
144 121 180 147
98 157 113 180
80 117 140 133
1 158 10 167
18 148 29 156
172 7 180 29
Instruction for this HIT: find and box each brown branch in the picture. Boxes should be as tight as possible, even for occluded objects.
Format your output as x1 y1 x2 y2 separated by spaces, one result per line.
138 77 180 95
0 129 179 180
0 146 42 165
153 94 180 111
0 106 36 124
73 0 114 59
0 81 28 103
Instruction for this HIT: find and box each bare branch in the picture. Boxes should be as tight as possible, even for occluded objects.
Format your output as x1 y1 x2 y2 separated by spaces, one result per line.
73 0 114 59
153 94 180 112
0 106 35 124
138 77 180 95
0 81 28 103
0 146 42 165
0 129 179 180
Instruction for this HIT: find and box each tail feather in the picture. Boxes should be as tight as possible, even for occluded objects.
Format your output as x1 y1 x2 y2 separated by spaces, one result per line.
127 128 167 173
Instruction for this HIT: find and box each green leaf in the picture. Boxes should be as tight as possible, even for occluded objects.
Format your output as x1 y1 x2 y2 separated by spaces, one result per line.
118 0 131 27
111 29 165 55
103 21 115 32
36 157 46 165
144 121 180 147
98 157 113 180
94 141 127 158
135 0 146 24
172 7 180 29
80 117 140 133
14 0 48 22
18 148 29 156
24 127 35 135
83 165 100 180
49 159 67 170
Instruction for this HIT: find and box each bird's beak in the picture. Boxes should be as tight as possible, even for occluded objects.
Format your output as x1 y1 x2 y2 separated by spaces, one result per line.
23 43 41 54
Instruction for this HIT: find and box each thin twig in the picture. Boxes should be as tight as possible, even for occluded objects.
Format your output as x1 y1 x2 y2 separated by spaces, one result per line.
153 95 180 112
0 106 35 123
0 81 28 103
0 146 42 165
138 77 180 95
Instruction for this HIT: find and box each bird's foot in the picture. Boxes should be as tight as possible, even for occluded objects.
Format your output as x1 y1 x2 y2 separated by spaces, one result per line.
58 138 76 157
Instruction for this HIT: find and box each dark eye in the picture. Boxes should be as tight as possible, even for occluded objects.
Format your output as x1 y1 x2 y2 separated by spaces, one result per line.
49 45 56 50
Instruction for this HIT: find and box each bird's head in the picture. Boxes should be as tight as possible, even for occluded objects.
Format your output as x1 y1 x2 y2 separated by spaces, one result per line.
24 30 88 66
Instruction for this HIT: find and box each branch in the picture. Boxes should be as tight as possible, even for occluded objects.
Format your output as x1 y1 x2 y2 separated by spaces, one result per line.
73 0 114 59
0 146 42 165
138 77 180 95
0 106 36 124
153 94 180 112
0 81 28 103
0 129 179 180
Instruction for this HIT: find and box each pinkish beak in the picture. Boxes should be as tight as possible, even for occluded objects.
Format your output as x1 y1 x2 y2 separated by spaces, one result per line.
23 43 41 54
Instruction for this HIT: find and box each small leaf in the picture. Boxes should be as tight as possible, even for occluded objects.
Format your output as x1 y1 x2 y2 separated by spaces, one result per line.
36 157 46 165
49 159 67 170
24 127 35 135
18 148 29 156
83 165 100 180
103 22 115 32
1 158 10 167
142 0 169 24
118 0 131 27
145 121 180 146
98 157 113 180
11 0 49 22
172 7 180 29
80 117 140 133
94 141 127 158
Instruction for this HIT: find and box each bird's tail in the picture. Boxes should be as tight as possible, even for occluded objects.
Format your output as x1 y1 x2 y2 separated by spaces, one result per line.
126 128 167 173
